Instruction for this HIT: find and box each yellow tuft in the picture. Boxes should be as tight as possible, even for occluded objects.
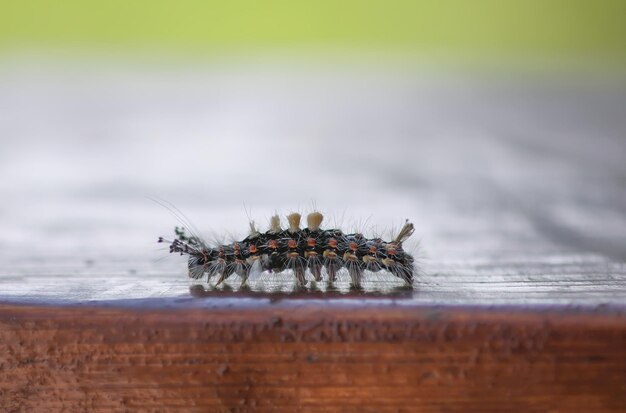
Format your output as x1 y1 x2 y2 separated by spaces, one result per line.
287 212 301 233
306 211 324 231
393 220 415 244
269 215 281 233
248 221 260 238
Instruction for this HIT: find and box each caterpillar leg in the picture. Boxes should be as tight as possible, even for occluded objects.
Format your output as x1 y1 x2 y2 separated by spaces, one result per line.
304 236 323 281
306 254 323 281
324 259 340 283
343 250 363 289
285 256 307 287
204 257 225 285
286 238 306 287
394 265 414 285
383 259 413 286
233 262 248 277
309 261 322 282
323 241 341 283
214 261 235 286
345 261 364 289
240 258 263 288
294 265 306 287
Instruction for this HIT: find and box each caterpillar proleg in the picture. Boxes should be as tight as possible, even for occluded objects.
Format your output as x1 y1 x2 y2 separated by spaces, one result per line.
158 212 416 291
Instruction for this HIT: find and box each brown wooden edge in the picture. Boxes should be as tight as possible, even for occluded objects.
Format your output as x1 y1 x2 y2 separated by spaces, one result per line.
1 303 625 412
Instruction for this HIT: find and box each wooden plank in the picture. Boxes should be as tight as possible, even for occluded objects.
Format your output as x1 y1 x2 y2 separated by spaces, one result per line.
1 303 624 412
1 64 625 411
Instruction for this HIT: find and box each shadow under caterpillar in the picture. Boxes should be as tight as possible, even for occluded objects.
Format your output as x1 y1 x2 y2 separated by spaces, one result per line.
158 212 416 291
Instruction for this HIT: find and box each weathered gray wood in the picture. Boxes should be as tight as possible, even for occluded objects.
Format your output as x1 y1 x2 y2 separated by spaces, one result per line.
0 64 624 307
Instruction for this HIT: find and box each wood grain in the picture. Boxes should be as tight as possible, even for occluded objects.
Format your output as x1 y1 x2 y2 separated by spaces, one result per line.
1 64 626 412
1 303 624 412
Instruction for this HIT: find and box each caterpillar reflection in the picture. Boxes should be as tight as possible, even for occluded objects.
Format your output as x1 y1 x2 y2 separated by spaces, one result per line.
158 212 416 290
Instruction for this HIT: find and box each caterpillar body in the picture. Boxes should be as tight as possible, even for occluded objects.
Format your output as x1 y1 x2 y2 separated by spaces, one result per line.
158 212 416 290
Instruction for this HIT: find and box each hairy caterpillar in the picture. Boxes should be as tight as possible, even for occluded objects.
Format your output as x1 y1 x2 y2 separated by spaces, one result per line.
158 212 416 290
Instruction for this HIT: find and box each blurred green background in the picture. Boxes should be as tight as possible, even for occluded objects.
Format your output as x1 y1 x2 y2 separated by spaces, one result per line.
1 0 625 67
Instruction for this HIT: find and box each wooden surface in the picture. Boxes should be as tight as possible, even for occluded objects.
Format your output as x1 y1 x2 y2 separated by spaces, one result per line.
1 303 625 412
0 63 625 410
